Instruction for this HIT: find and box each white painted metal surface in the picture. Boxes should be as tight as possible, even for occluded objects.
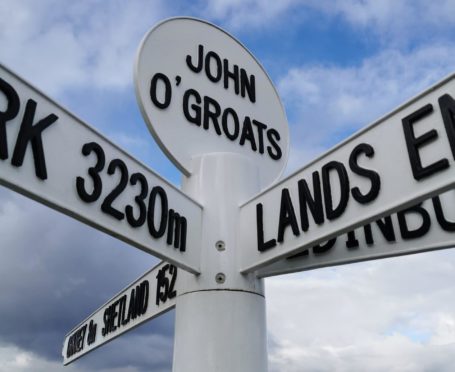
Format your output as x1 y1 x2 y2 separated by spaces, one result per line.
135 17 289 191
0 64 202 273
240 73 455 273
3 13 451 370
173 153 268 372
257 189 455 278
62 262 177 365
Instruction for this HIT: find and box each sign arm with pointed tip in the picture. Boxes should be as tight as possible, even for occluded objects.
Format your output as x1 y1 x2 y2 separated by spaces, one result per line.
256 189 455 278
239 73 455 273
62 261 179 365
0 63 202 274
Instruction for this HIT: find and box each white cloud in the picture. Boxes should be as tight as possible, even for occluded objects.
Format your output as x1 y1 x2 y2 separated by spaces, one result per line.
266 249 455 371
0 344 79 372
0 0 167 95
203 0 455 46
202 0 300 29
326 0 455 45
278 43 455 172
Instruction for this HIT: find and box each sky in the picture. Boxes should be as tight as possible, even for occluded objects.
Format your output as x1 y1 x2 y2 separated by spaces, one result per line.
1 0 455 371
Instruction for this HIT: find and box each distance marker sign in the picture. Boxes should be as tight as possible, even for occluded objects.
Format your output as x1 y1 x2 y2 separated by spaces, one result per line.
240 72 455 272
135 17 289 190
0 64 202 273
63 262 178 365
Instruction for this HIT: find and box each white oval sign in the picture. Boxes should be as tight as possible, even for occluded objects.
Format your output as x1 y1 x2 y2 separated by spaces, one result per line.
135 17 289 188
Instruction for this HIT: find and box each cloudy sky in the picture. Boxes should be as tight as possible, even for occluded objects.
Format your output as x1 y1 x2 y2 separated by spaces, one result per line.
1 0 455 371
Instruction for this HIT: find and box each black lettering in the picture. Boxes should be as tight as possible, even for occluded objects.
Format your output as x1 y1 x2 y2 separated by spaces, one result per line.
134 284 143 317
87 320 97 346
252 120 267 154
256 203 277 252
205 51 222 83
167 209 187 252
120 295 129 326
141 280 149 314
129 287 139 320
438 94 455 159
183 89 202 126
432 195 455 231
223 59 240 94
345 230 359 249
118 294 129 327
126 172 148 228
147 186 168 239
240 69 256 103
363 215 397 245
0 77 20 160
166 209 175 247
66 324 87 358
239 116 257 151
102 308 109 336
266 129 282 160
349 143 380 203
76 142 105 203
11 99 58 180
364 224 374 245
322 161 350 220
110 300 118 333
101 158 128 220
117 299 122 329
78 325 87 352
186 44 204 73
298 171 324 232
222 107 240 140
168 266 177 300
277 188 300 243
397 202 431 239
288 239 337 259
150 73 171 109
375 216 396 242
203 96 222 135
402 104 449 180
156 265 170 305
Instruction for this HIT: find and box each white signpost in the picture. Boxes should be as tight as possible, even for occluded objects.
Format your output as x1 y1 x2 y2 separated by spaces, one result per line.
135 18 289 191
0 63 202 274
62 262 178 365
0 15 454 372
257 190 455 278
239 73 455 273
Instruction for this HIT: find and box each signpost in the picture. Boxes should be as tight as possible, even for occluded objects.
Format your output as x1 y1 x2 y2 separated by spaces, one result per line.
0 15 454 372
134 18 289 191
0 63 202 274
63 262 178 365
239 73 455 272
257 190 455 278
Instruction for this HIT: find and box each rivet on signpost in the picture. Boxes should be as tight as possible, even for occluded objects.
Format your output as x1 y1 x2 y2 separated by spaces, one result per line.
215 240 225 251
215 273 226 283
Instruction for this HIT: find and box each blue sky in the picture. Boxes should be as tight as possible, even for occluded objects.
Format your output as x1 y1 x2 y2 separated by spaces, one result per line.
1 1 455 371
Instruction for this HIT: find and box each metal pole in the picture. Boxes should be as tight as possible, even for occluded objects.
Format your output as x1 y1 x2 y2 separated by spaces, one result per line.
173 153 268 372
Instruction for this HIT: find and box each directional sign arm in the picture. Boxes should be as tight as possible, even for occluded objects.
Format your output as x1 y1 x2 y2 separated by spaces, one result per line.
62 261 179 365
0 64 202 273
256 190 455 278
239 72 455 273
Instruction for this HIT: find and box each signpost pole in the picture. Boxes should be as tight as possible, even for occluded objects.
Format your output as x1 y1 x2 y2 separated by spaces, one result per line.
172 153 268 372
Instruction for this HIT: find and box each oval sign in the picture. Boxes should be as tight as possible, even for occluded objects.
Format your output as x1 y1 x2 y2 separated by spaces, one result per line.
135 17 289 189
